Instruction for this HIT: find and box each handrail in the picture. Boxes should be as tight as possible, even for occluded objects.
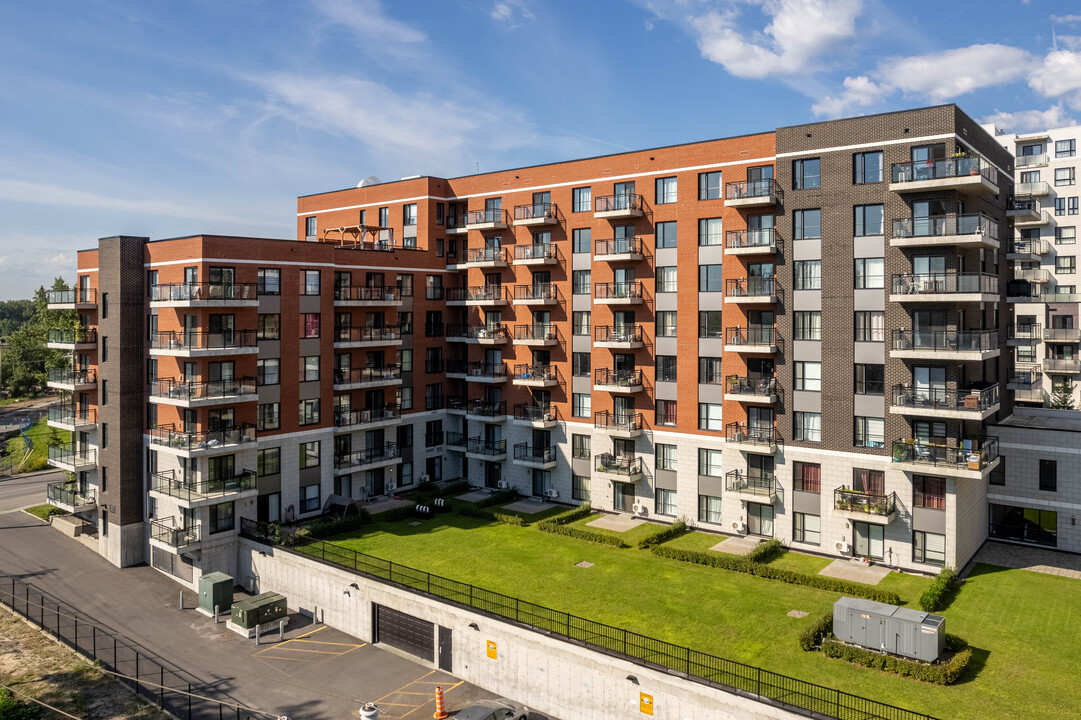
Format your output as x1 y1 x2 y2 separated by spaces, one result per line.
466 437 506 455
334 405 401 428
149 376 256 401
593 410 643 431
47 368 96 385
833 488 896 517
725 277 777 297
724 178 778 200
149 330 257 351
513 443 556 463
447 323 509 341
725 327 778 347
594 453 642 475
148 424 256 451
725 470 775 496
593 368 643 387
725 229 777 250
594 325 643 344
512 244 558 261
48 328 97 344
594 281 644 300
890 156 997 185
333 325 401 343
594 193 643 213
890 329 997 352
513 364 558 382
512 324 556 342
890 384 999 412
466 208 509 225
333 285 402 302
513 202 557 221
46 288 97 305
149 283 257 302
890 272 998 295
334 365 402 384
891 437 999 470
891 214 997 241
513 283 558 301
47 481 96 507
514 403 555 423
333 443 400 469
594 238 644 256
725 423 780 448
150 470 256 501
48 405 97 424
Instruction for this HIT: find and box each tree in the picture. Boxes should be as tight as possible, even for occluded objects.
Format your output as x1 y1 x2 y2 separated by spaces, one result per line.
1050 380 1076 410
1 277 76 398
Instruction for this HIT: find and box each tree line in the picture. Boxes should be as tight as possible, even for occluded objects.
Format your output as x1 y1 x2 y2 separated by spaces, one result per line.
1 277 78 398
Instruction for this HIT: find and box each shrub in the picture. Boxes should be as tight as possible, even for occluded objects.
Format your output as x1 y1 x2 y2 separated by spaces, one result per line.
820 634 971 684
919 567 959 612
636 520 689 549
0 688 38 720
306 510 373 539
539 523 626 547
438 480 472 497
651 546 901 604
476 488 520 508
537 504 592 529
457 504 526 526
746 538 783 564
377 505 418 523
798 612 834 651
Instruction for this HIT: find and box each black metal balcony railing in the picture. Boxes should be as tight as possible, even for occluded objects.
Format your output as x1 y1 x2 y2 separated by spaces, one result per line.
513 324 556 342
514 443 556 464
425 359 445 374
594 325 643 344
725 327 778 347
466 362 507 379
425 394 445 411
455 285 508 302
149 376 256 402
594 410 643 432
48 444 97 466
834 488 896 517
47 481 96 508
334 365 402 385
47 288 97 305
466 248 507 264
467 437 507 456
334 443 400 470
594 453 642 475
446 396 467 412
891 437 999 470
425 286 445 300
150 519 199 548
513 283 558 302
512 244 558 261
1008 365 1042 386
594 193 643 213
890 272 998 295
594 368 643 388
47 368 96 386
149 331 257 352
725 470 775 497
515 403 555 423
891 384 1000 412
445 431 465 447
465 400 507 418
466 208 509 225
725 229 777 251
149 283 257 302
1008 239 1047 256
334 405 401 428
725 376 778 397
445 358 467 376
891 214 998 241
1009 195 1042 213
148 424 256 451
725 277 778 298
595 238 644 257
594 282 644 301
425 431 444 447
513 364 558 382
725 423 780 448
48 328 97 345
890 329 997 353
446 214 466 229
447 323 509 341
150 470 256 502
333 285 402 302
725 179 778 201
424 323 445 338
513 202 557 221
334 325 401 344
1043 327 1081 342
48 405 96 425
890 156 997 185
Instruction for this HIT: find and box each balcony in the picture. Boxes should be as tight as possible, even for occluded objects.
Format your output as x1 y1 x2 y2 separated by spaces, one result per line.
724 179 779 208
833 488 897 525
446 285 509 306
890 214 999 249
466 437 507 461
445 214 468 234
514 403 557 428
46 288 97 310
1007 324 1041 346
334 405 402 431
465 400 508 422
1015 153 1049 168
149 377 257 407
149 469 257 507
513 202 559 227
594 410 643 438
1006 239 1047 261
333 365 402 390
46 482 96 513
725 278 780 304
513 364 558 387
593 193 644 219
464 362 508 383
333 325 402 348
1007 365 1042 391
47 405 97 432
1044 358 1081 373
594 281 644 305
1043 328 1081 343
47 328 97 350
149 283 258 307
149 424 256 457
889 156 998 195
333 443 401 473
725 423 780 454
333 286 402 306
512 323 557 346
149 331 257 357
47 444 97 472
890 437 1000 479
512 244 559 265
463 248 509 269
513 443 557 469
890 384 1000 420
724 327 780 354
593 324 643 349
1007 196 1042 223
47 368 96 392
889 329 999 361
447 323 509 344
465 208 510 231
594 238 644 262
445 358 468 379
725 470 777 503
1014 268 1050 285
513 283 559 305
593 453 643 482
1015 181 1051 196
149 519 201 551
725 229 778 256
593 368 644 393
725 376 779 404
445 431 467 452
1013 208 1052 227
446 396 468 414
889 273 998 303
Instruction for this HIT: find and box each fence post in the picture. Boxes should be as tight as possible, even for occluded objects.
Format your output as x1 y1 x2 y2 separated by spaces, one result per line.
835 689 841 717
74 616 78 653
188 683 192 720
113 638 117 670
136 652 139 685
92 625 96 659
622 629 627 656
56 604 61 638
756 667 761 696
160 666 164 707
515 598 520 623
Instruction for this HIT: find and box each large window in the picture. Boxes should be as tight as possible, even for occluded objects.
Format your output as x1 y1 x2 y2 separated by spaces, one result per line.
656 311 677 337
209 502 235 534
854 311 884 342
794 209 821 239
989 503 1057 547
854 258 885 288
793 462 820 492
257 402 280 431
655 489 677 516
854 364 884 394
655 176 677 204
698 448 723 477
914 475 946 509
572 270 591 295
572 311 590 335
656 444 676 470
699 171 722 200
698 403 723 431
854 204 884 236
1056 139 1076 158
258 447 280 476
794 412 821 442
854 416 885 448
572 352 590 377
299 441 320 468
572 393 590 418
656 267 677 293
258 313 280 340
572 434 590 459
1056 227 1076 245
1057 256 1076 274
572 475 590 501
698 495 722 524
655 399 677 426
793 513 820 545
1055 167 1076 186
794 362 821 391
793 260 821 290
572 186 592 213
299 398 320 426
403 203 417 225
656 356 677 382
853 151 884 184
257 268 281 295
793 311 821 340
913 531 946 566
300 356 319 382
793 158 820 189
699 264 723 291
302 313 320 338
257 358 280 386
301 484 320 513
699 357 723 384
656 221 677 248
699 311 724 338
698 218 723 246
301 270 320 295
1039 459 1057 491
572 228 591 253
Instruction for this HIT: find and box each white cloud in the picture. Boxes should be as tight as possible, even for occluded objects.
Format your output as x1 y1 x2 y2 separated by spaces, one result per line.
491 1 535 27
981 105 1078 133
811 75 892 117
1051 14 1081 23
1028 49 1081 107
878 44 1034 101
309 0 426 45
689 0 864 79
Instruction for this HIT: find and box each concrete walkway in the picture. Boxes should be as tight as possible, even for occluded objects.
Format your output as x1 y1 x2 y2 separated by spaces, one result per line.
364 496 414 514
818 559 891 585
502 500 555 514
970 541 1081 580
586 514 643 532
709 536 761 556
456 490 490 503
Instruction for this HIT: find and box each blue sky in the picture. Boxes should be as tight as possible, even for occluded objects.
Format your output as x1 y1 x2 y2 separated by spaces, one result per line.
1 0 1080 299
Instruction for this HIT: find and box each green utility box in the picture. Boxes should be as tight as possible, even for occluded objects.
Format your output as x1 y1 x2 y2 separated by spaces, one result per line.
198 572 234 615
230 592 287 630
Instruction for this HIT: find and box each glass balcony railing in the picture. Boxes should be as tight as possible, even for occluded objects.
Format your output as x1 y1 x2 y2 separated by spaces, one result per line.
48 328 97 345
465 400 507 418
333 443 400 470
513 443 556 464
149 283 257 302
333 366 402 385
149 470 256 502
465 248 508 264
725 326 778 347
149 377 256 402
47 368 95 386
150 519 200 548
48 405 96 425
891 214 997 241
148 424 256 451
890 156 997 185
47 481 96 508
333 325 401 344
725 423 780 449
725 470 775 497
890 272 998 295
890 329 997 352
725 277 778 299
725 179 778 201
467 437 506 456
149 331 257 352
47 288 97 305
466 209 509 226
725 229 777 251
725 376 778 397
890 384 999 412
334 405 401 428
515 403 555 423
594 453 642 475
333 286 401 302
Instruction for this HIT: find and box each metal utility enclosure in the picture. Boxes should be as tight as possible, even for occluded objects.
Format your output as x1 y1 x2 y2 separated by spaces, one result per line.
198 572 233 615
230 592 288 630
832 596 945 662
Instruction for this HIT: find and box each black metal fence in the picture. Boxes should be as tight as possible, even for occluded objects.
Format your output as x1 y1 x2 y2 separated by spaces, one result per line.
0 577 281 720
240 520 940 720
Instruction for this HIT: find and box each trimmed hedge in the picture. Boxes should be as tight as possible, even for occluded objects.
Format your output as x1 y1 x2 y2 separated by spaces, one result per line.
636 520 689 549
457 504 526 526
307 510 372 539
537 503 593 528
476 488 520 508
821 634 971 685
798 612 834 651
651 545 902 604
540 523 626 547
377 505 418 523
746 538 783 564
919 567 959 612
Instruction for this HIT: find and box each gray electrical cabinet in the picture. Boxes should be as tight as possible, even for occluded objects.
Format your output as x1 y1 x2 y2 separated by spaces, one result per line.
833 596 945 662
198 572 234 615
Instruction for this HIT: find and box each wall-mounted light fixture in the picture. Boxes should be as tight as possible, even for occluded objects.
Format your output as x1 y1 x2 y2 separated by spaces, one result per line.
468 622 479 631
626 675 639 685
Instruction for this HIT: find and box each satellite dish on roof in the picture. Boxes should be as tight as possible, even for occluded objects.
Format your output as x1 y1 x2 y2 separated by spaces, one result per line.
358 175 382 188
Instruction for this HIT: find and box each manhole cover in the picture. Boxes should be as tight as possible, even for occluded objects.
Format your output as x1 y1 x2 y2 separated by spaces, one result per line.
575 561 594 568
787 610 809 618
409 521 422 526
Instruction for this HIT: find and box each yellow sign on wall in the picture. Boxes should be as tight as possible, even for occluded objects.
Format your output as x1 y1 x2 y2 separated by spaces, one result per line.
639 693 653 715
486 640 497 659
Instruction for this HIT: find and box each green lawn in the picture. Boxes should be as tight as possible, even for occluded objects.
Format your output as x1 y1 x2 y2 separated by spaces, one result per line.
4 416 56 473
324 512 1081 719
23 504 67 522
564 513 666 546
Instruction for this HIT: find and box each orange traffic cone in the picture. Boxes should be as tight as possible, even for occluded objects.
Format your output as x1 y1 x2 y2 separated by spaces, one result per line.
433 686 447 720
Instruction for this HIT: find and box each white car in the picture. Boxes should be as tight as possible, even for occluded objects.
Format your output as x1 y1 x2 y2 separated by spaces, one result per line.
454 697 529 720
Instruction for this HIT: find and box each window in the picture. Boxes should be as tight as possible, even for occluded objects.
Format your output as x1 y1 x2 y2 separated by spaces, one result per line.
793 311 821 340
914 475 946 509
403 203 417 225
305 216 316 238
854 311 884 342
1058 227 1077 245
397 274 413 296
655 176 677 204
655 399 677 426
100 423 107 449
572 228 591 253
425 310 443 337
572 270 591 295
853 468 884 494
572 475 590 501
1055 167 1076 186
398 349 412 372
913 530 946 566
854 258 885 288
656 355 677 382
854 205 884 236
257 268 281 295
698 218 723 246
655 489 677 516
793 461 821 492
698 495 722 523
794 209 821 239
299 398 320 426
299 441 320 469
1056 139 1077 158
257 358 280 386
854 416 885 448
1056 256 1076 274
572 393 590 418
301 484 320 513
101 293 108 318
854 364 884 394
698 357 723 384
425 420 443 447
794 362 821 391
1021 170 1041 184
699 311 724 338
656 311 676 337
656 221 677 248
101 336 108 362
302 270 320 295
853 151 883 184
793 158 820 189
698 403 723 431
656 266 677 293
1072 198 1080 216
100 468 107 494
656 444 676 470
300 356 319 382
258 448 281 476
397 424 413 449
571 434 591 459
698 448 723 476
699 264 723 291
378 206 389 227
1039 459 1057 491
209 502 235 534
399 311 413 334
572 311 591 335
101 380 108 405
1056 197 1066 216
793 513 820 545
302 313 320 338
398 386 413 410
794 412 821 442
793 260 821 290
572 352 590 377
257 402 280 431
698 171 722 200
572 186 591 213
257 314 280 340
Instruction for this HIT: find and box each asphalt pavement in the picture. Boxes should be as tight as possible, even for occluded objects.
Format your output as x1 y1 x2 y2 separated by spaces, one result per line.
0 469 64 513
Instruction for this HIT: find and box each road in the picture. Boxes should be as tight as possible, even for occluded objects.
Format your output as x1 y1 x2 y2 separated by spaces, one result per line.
0 469 61 513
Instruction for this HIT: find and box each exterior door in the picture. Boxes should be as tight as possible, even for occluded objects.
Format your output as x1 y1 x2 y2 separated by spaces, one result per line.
853 522 884 559
747 503 774 536
374 605 434 661
613 481 634 511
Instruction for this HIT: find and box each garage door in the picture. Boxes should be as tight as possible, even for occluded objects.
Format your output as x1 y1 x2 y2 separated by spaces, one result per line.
374 604 434 661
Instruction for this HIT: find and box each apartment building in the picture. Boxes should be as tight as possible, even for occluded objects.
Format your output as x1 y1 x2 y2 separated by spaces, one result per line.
46 104 1024 588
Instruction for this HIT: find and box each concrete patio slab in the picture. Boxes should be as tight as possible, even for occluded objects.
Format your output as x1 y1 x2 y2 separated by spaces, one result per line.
586 514 644 532
710 536 761 556
365 497 414 514
970 542 1081 580
502 500 556 514
455 490 491 503
819 559 891 585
